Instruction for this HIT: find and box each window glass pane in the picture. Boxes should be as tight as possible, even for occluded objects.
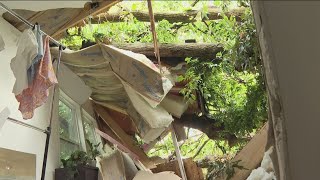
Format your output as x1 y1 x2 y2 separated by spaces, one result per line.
60 139 79 159
58 100 79 143
59 100 81 159
83 119 96 144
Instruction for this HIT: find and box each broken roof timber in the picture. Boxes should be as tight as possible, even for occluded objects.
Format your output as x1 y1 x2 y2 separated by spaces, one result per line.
2 1 120 39
94 103 155 168
52 0 120 39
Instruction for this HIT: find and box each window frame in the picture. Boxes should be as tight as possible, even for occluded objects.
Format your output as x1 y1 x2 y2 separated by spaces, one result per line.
81 109 103 148
58 90 87 152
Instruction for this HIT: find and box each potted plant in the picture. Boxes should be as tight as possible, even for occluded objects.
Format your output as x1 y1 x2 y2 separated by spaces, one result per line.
55 141 101 180
85 139 101 167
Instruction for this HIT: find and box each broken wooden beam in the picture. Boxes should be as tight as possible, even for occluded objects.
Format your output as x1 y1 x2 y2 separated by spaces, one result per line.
93 7 245 24
52 1 120 39
152 158 204 180
93 103 155 168
216 123 269 180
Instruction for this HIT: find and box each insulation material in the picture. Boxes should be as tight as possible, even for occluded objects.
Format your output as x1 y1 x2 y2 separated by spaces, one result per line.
51 45 106 67
247 146 276 180
99 150 126 180
99 150 139 180
124 82 173 127
101 44 173 107
51 45 127 111
123 82 173 143
0 33 4 52
56 62 92 104
133 171 181 180
160 94 188 118
122 152 139 180
261 146 275 172
247 167 275 180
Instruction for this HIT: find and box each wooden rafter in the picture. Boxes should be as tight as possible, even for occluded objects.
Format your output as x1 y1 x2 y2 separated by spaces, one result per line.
93 103 155 168
52 0 120 39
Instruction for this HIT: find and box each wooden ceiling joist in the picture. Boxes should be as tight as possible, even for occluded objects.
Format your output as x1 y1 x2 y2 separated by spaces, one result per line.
2 0 120 39
52 0 120 39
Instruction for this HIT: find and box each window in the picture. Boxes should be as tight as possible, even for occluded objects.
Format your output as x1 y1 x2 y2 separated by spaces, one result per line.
58 100 81 159
82 110 102 150
58 90 101 160
58 91 86 159
82 113 97 144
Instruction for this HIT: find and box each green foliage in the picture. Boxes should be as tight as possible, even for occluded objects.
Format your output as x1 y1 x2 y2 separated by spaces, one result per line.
61 150 89 168
180 4 267 136
205 158 248 180
85 139 101 160
148 130 240 161
61 140 101 178
58 101 73 138
61 150 90 179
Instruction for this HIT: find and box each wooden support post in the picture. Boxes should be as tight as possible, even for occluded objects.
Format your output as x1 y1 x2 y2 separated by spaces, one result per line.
171 125 188 180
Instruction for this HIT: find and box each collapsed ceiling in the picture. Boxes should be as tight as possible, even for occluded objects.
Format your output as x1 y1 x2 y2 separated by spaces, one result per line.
1 0 119 38
51 44 182 143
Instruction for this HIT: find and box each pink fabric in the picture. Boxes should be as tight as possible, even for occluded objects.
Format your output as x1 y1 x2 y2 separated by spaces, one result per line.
16 37 58 120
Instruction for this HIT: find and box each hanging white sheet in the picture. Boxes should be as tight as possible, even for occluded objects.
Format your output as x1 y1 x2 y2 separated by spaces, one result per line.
10 29 38 95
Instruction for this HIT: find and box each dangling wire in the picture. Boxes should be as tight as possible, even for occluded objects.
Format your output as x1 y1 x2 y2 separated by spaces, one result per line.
147 0 163 74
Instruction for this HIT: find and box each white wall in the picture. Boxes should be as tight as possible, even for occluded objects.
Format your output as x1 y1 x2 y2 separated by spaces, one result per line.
0 17 60 180
253 1 320 179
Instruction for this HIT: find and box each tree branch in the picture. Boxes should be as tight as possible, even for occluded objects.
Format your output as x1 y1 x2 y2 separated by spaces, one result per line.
92 7 245 24
178 114 238 146
193 139 210 158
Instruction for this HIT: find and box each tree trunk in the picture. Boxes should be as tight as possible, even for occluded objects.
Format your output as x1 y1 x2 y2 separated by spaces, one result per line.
112 43 223 60
178 114 238 146
93 7 245 24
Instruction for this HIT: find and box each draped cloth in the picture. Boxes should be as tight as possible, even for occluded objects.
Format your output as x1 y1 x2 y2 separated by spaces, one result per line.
16 37 58 119
11 29 38 95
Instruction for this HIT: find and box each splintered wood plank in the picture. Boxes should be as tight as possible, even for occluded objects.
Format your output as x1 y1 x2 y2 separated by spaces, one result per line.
3 8 82 36
3 9 36 29
3 1 119 39
52 0 120 38
96 116 121 143
152 158 204 180
94 103 155 168
217 123 269 180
